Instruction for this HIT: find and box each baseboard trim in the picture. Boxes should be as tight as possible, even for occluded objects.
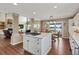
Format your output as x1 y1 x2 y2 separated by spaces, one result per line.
10 41 23 45
62 37 69 39
24 50 32 55
47 47 52 55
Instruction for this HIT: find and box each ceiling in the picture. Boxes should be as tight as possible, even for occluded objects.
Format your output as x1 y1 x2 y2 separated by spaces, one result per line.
0 3 79 20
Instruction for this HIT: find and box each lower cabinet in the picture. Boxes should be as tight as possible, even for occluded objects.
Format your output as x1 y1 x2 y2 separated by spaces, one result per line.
23 36 41 54
23 34 52 55
69 36 79 55
73 41 79 55
29 37 41 55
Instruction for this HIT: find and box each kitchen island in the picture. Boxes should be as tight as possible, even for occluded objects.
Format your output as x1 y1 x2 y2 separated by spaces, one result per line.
23 33 52 55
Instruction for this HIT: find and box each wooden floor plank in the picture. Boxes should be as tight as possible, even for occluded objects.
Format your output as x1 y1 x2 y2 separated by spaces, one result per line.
48 38 72 55
0 37 72 55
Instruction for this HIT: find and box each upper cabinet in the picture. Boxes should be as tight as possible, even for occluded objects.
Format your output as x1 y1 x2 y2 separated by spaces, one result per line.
68 12 79 35
73 13 79 26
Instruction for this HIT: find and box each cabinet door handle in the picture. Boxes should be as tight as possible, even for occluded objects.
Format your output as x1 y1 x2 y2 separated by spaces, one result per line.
37 43 39 44
37 50 39 52
27 40 29 42
72 42 74 43
37 39 39 41
75 47 78 49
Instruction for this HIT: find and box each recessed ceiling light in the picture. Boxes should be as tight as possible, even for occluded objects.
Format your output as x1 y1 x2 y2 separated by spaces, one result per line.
33 11 36 15
13 3 18 5
54 6 57 8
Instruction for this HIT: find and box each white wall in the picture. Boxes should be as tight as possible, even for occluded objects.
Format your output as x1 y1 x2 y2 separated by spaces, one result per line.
63 19 69 38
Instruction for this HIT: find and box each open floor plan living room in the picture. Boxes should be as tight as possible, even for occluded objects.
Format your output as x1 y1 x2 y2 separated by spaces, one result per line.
0 3 79 55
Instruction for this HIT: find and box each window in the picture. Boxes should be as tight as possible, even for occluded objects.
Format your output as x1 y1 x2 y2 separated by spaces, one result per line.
49 21 62 32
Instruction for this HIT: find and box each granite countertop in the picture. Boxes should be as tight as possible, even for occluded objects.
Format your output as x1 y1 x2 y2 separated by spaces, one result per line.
23 33 52 39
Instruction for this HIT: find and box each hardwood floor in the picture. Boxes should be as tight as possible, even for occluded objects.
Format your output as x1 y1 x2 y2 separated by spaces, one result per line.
48 38 72 55
0 37 72 55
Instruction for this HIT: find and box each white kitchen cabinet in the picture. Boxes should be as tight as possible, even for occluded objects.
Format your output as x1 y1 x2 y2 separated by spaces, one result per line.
68 13 79 55
69 35 79 55
29 37 41 55
23 36 39 54
73 40 79 55
69 37 74 50
23 33 52 55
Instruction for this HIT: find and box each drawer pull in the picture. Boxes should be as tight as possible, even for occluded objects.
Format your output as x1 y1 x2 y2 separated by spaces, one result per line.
72 42 74 43
37 39 39 41
37 43 39 44
37 50 39 52
27 40 29 42
75 47 78 49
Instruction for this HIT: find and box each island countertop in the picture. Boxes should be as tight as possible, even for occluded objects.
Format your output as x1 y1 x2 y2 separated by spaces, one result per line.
23 33 52 39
